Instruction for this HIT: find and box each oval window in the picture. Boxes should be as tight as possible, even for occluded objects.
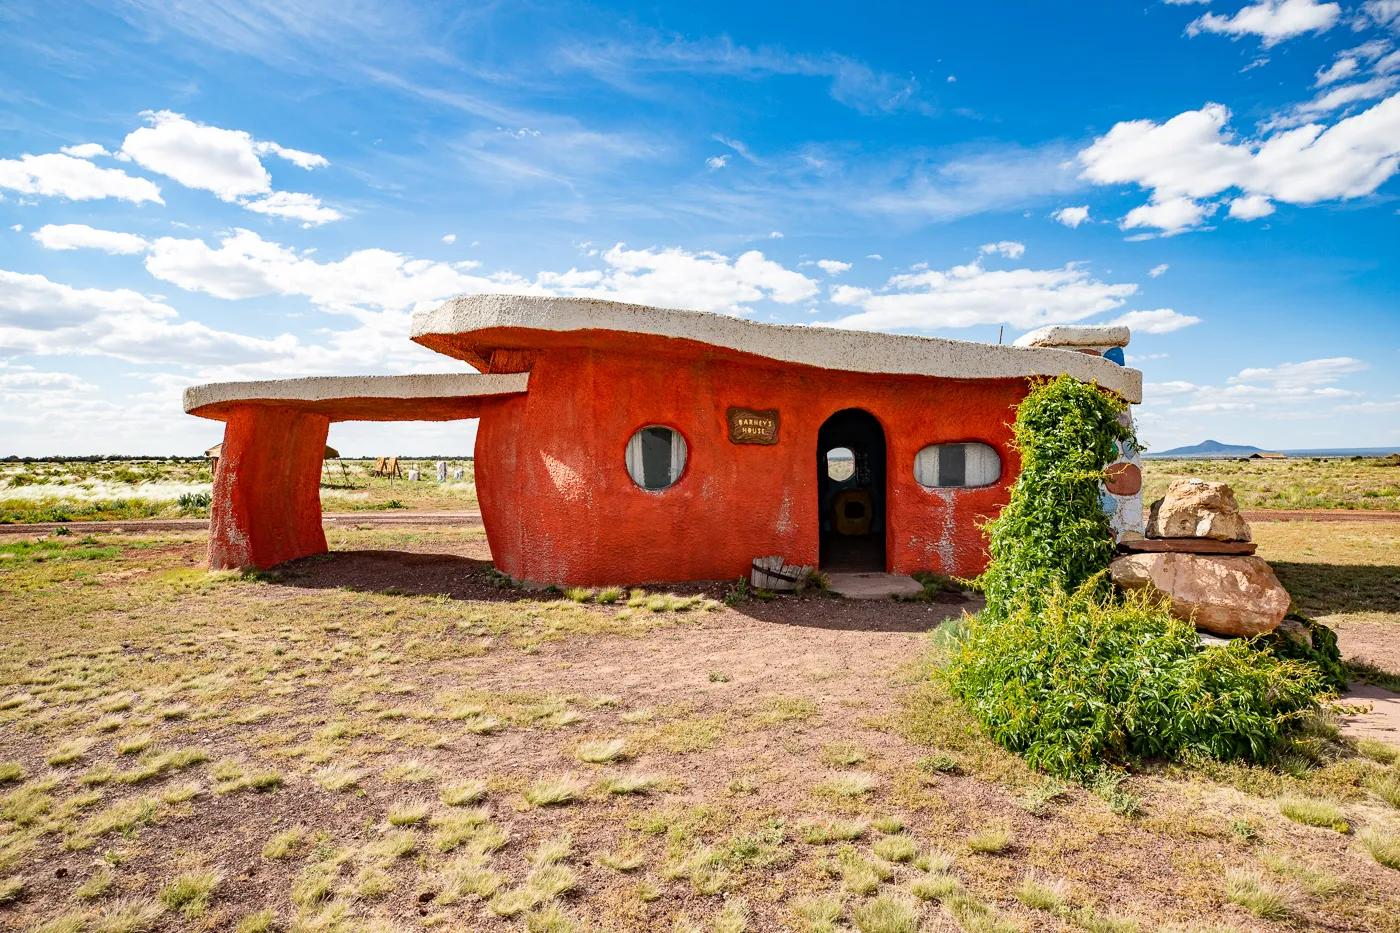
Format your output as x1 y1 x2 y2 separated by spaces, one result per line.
826 447 855 482
625 426 688 490
914 442 1001 488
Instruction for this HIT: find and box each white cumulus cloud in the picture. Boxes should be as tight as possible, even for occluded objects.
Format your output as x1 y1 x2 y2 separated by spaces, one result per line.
705 154 730 170
240 191 343 226
1228 194 1277 219
119 111 339 224
1229 356 1368 386
816 259 852 275
1149 263 1170 277
0 268 296 365
1187 0 1341 47
1110 308 1203 334
1270 77 1399 128
59 143 111 159
0 152 163 204
1363 0 1400 30
442 234 457 244
824 256 1137 331
256 141 328 170
1316 57 1360 86
1123 196 1219 235
978 241 1026 259
1052 205 1090 227
32 224 149 254
1079 95 1400 234
141 229 502 313
122 111 274 200
536 244 820 314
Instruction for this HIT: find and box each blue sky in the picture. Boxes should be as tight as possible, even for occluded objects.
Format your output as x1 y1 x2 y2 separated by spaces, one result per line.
2 0 1398 456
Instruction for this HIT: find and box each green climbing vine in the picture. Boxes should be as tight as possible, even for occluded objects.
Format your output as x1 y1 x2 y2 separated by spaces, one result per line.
975 373 1134 619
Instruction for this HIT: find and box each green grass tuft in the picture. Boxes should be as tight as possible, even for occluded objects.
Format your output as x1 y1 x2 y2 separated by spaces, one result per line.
158 868 219 919
872 834 916 863
575 738 627 764
1361 828 1400 869
91 896 165 933
262 826 306 859
1356 738 1399 765
910 872 960 901
851 894 918 933
966 827 1012 854
441 779 487 806
524 775 586 806
1014 874 1066 911
1277 796 1348 831
1223 868 1290 919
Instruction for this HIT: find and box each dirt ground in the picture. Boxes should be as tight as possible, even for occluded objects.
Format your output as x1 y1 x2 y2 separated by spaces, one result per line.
2 524 1399 933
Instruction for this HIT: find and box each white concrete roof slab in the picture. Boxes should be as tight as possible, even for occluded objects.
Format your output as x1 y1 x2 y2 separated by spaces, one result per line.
413 295 1142 403
1014 324 1131 348
184 372 529 421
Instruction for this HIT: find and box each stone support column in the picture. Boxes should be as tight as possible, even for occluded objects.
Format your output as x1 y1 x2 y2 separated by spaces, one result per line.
209 406 330 570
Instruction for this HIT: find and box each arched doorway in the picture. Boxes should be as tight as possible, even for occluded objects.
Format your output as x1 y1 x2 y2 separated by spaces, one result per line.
817 408 886 571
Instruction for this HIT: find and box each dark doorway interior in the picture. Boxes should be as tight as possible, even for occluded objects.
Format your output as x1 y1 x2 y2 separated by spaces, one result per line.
817 408 886 571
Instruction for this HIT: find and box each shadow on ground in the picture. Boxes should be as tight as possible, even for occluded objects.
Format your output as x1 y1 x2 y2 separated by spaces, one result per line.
264 549 970 632
266 550 523 602
1271 561 1400 616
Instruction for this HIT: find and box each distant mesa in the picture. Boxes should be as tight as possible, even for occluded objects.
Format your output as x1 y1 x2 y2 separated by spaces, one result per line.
1147 440 1400 460
1149 440 1267 459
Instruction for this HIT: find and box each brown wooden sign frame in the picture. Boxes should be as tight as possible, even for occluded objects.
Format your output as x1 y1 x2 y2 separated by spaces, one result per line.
727 407 780 445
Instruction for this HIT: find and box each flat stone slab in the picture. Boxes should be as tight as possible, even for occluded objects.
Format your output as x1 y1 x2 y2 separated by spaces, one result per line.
1119 538 1257 555
1340 681 1400 743
827 572 925 600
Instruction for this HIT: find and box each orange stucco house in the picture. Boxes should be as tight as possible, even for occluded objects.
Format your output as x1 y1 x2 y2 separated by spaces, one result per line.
184 295 1143 586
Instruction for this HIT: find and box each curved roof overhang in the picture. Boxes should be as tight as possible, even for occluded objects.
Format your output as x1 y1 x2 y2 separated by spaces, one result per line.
184 372 530 422
411 295 1142 403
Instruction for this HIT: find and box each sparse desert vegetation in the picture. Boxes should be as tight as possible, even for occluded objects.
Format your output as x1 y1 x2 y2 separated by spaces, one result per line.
2 453 1396 527
0 458 479 524
0 519 1397 931
1141 456 1400 512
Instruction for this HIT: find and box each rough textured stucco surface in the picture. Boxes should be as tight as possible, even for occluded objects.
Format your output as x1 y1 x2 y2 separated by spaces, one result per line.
1013 324 1130 348
413 295 1142 402
473 338 1024 586
209 406 330 569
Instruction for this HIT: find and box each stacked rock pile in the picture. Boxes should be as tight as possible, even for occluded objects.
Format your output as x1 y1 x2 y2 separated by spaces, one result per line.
1110 478 1291 638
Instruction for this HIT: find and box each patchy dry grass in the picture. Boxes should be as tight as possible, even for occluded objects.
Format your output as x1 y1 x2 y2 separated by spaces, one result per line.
2 523 1399 931
1141 457 1400 512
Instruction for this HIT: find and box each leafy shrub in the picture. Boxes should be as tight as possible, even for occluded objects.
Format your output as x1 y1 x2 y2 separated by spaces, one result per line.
177 492 212 515
1261 615 1347 693
975 374 1135 618
945 375 1327 777
949 585 1325 776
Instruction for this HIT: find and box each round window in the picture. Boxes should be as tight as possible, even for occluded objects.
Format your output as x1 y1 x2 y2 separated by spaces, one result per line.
625 426 688 490
914 442 1001 489
825 447 855 481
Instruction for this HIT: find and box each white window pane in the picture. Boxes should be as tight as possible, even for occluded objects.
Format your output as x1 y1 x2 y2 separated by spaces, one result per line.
626 426 687 490
915 442 1001 489
965 443 1002 486
669 430 688 483
913 445 939 487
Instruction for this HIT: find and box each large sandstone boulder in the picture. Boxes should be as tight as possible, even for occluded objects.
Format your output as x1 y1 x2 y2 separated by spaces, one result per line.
1146 478 1251 542
1110 552 1289 637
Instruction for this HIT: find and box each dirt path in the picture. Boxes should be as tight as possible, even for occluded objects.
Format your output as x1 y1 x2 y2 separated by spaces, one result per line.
0 510 484 536
6 506 1396 538
1244 509 1400 523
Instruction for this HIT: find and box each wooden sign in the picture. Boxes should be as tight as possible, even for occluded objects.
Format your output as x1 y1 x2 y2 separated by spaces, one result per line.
727 408 779 445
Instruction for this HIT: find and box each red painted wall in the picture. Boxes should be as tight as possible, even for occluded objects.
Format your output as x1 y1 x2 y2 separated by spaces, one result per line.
474 340 1026 586
209 406 329 570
